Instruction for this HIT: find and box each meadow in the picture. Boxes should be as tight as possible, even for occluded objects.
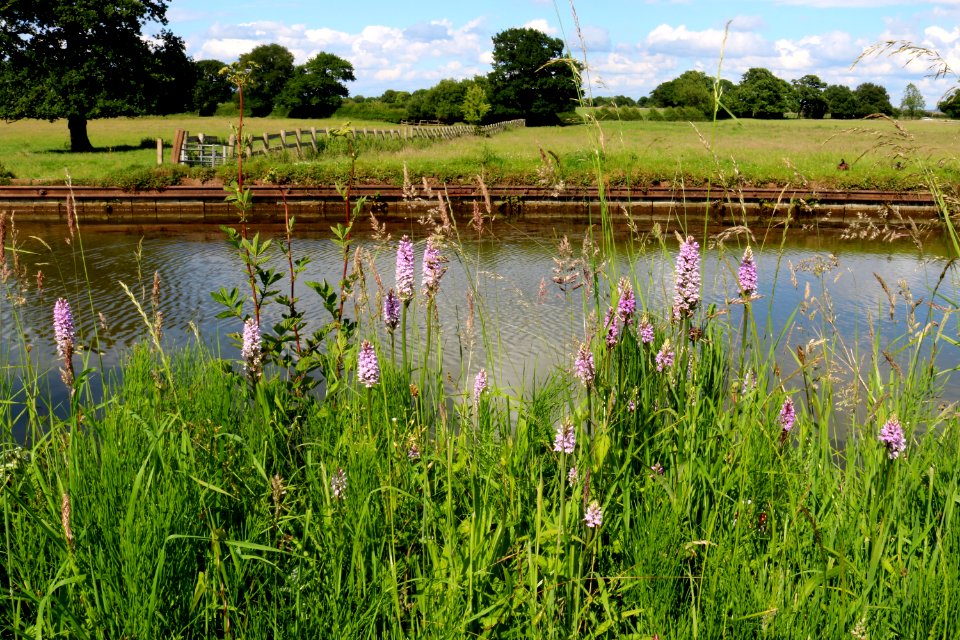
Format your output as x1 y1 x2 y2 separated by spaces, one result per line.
1 163 959 638
2 114 960 191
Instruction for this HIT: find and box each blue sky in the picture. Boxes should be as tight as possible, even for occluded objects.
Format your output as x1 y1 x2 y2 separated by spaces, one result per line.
165 0 960 108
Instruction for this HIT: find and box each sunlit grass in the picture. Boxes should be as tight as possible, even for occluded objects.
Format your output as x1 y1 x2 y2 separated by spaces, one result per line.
3 115 960 189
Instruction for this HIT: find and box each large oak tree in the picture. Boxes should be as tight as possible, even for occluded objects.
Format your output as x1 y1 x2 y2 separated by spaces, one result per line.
487 28 580 126
0 0 172 151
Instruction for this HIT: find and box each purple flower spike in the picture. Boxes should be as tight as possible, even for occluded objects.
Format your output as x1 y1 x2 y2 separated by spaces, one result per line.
616 277 636 323
241 318 262 378
421 239 447 297
878 416 906 459
672 236 701 322
738 246 758 297
567 466 578 486
474 368 488 404
575 342 595 387
584 500 603 528
330 467 347 500
53 298 75 358
553 421 576 454
638 317 655 345
655 341 674 372
779 397 796 434
383 288 400 332
357 340 380 388
604 308 620 348
396 235 415 301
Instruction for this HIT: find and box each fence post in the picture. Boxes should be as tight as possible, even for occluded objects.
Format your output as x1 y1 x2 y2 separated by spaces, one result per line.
228 133 237 159
262 132 270 153
310 127 318 153
171 129 185 164
156 138 163 165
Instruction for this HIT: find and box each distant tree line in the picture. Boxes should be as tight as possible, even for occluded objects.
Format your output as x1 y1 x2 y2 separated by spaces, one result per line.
585 69 938 122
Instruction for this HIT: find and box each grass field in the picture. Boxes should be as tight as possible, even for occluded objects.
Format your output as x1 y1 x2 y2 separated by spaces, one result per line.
2 114 959 190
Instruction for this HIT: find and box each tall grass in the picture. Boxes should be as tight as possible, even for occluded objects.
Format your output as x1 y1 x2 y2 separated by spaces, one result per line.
2 16 960 640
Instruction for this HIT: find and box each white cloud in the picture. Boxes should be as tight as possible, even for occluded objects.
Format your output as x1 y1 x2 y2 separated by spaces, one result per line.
645 24 768 57
522 19 558 36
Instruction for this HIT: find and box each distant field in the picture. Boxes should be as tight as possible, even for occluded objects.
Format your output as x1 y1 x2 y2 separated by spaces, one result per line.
2 114 959 190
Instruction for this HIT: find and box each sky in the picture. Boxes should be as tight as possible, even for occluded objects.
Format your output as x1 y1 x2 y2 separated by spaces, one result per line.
164 0 960 108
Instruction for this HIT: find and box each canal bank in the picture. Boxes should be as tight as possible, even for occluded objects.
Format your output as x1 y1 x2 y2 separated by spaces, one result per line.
0 184 942 231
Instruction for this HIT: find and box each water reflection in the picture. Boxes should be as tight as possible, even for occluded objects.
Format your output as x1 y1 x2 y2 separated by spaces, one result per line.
1 222 956 436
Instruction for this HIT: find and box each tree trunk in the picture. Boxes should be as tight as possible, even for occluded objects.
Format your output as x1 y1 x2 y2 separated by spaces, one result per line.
68 115 94 152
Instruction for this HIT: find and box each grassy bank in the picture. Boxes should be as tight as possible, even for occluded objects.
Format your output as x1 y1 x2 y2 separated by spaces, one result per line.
2 115 959 191
2 200 958 637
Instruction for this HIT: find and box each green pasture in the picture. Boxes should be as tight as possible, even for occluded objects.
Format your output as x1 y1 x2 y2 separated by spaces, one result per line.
2 115 959 189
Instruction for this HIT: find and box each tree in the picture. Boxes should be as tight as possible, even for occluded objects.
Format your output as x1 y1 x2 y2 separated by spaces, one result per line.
729 67 795 119
462 82 491 128
823 84 858 119
938 90 960 118
792 74 828 119
425 79 470 123
145 30 194 115
853 82 894 117
275 52 355 119
487 28 580 126
237 44 295 117
900 83 926 119
192 60 234 116
650 70 714 117
0 0 170 151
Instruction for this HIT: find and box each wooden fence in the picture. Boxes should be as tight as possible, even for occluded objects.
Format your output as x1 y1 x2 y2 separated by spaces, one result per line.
173 119 525 166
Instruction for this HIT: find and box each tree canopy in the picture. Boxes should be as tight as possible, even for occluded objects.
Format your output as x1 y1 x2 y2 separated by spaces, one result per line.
0 0 172 151
823 84 858 119
792 75 828 119
238 44 295 117
730 68 795 119
900 83 925 119
275 52 355 119
192 59 234 116
649 70 715 118
487 28 580 126
938 90 960 118
853 83 894 117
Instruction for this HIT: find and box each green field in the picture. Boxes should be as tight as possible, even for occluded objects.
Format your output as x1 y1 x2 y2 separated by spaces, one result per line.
2 114 959 190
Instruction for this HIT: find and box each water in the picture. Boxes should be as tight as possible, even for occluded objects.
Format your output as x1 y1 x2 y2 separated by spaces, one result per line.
1 221 957 437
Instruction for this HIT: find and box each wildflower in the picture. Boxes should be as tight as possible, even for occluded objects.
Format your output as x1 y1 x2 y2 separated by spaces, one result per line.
357 340 380 388
878 415 906 459
567 466 578 486
603 307 620 348
584 500 603 528
672 235 701 321
395 235 415 301
627 399 637 412
779 397 796 434
53 298 75 358
241 318 262 378
330 467 347 500
574 342 595 387
738 246 758 297
474 368 488 404
650 462 665 476
616 277 636 323
553 421 576 454
407 443 421 460
383 288 400 332
638 318 654 344
655 341 674 372
421 239 447 297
